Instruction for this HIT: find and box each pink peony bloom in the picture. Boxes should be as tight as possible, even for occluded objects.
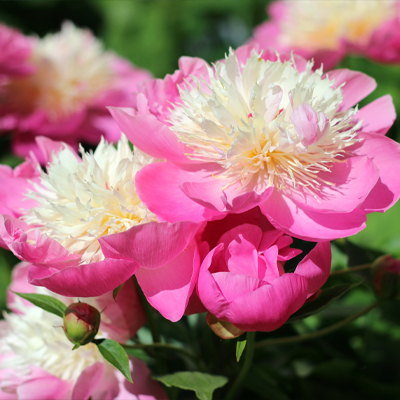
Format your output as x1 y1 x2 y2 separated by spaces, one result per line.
0 24 34 78
0 269 166 400
0 135 202 322
110 45 400 242
248 1 400 69
196 207 331 332
0 22 152 163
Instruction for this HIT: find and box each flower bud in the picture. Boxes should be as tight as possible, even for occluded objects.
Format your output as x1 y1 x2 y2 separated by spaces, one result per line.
63 302 101 346
371 255 400 300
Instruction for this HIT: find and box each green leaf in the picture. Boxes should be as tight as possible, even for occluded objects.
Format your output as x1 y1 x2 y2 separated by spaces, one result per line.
236 338 247 362
95 339 132 383
113 283 125 301
154 371 228 400
12 291 66 318
287 281 362 323
348 200 400 258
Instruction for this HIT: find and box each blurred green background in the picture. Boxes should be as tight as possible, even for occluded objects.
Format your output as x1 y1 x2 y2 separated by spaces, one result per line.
1 1 400 399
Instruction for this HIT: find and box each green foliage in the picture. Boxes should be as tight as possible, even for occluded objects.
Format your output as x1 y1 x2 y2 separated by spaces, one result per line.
348 200 400 257
236 337 247 362
154 371 228 400
12 291 66 318
94 339 133 383
287 281 363 323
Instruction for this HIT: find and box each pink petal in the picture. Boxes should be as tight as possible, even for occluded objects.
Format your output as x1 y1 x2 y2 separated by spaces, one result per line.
261 191 367 241
290 156 379 213
28 258 140 297
260 245 280 282
355 132 400 212
35 136 80 165
197 244 231 318
180 179 228 212
212 272 266 302
72 363 105 400
100 220 201 270
109 108 192 163
326 69 376 111
228 273 309 332
356 95 396 135
223 185 274 214
217 223 262 277
135 241 200 322
135 162 223 222
294 241 331 295
290 103 320 145
258 229 284 252
95 278 146 342
115 357 167 400
16 376 72 400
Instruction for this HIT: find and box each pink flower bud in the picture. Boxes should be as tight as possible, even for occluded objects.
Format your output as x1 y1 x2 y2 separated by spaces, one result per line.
63 302 101 346
371 255 400 300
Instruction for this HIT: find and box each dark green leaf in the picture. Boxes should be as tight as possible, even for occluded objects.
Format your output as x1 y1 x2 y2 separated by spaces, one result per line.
12 291 66 318
236 338 247 362
113 283 125 301
95 339 132 383
287 281 362 323
154 371 228 400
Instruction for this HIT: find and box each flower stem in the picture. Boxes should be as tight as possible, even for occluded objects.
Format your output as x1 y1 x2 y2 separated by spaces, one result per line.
255 300 380 349
329 263 372 276
225 331 256 400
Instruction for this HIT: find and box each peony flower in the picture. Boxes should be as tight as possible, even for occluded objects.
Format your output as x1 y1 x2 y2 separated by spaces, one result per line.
0 135 202 322
0 266 166 400
196 207 331 332
110 45 400 241
0 24 34 78
248 0 400 70
0 21 152 163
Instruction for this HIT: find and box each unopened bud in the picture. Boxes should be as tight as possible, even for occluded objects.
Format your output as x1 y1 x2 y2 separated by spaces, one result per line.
63 302 101 346
371 255 400 300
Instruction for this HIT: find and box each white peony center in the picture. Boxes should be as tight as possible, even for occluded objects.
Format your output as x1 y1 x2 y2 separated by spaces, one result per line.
168 49 361 194
24 134 157 264
0 300 103 383
280 0 396 50
5 21 114 119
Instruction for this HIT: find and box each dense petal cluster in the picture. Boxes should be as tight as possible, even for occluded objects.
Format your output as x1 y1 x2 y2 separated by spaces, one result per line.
0 136 202 325
111 46 400 241
197 209 331 331
249 0 400 69
0 22 152 162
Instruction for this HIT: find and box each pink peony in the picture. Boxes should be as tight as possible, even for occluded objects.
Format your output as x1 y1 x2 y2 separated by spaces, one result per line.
110 45 400 242
196 207 331 332
0 266 166 400
0 135 202 322
248 1 400 69
0 24 34 78
0 22 152 163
